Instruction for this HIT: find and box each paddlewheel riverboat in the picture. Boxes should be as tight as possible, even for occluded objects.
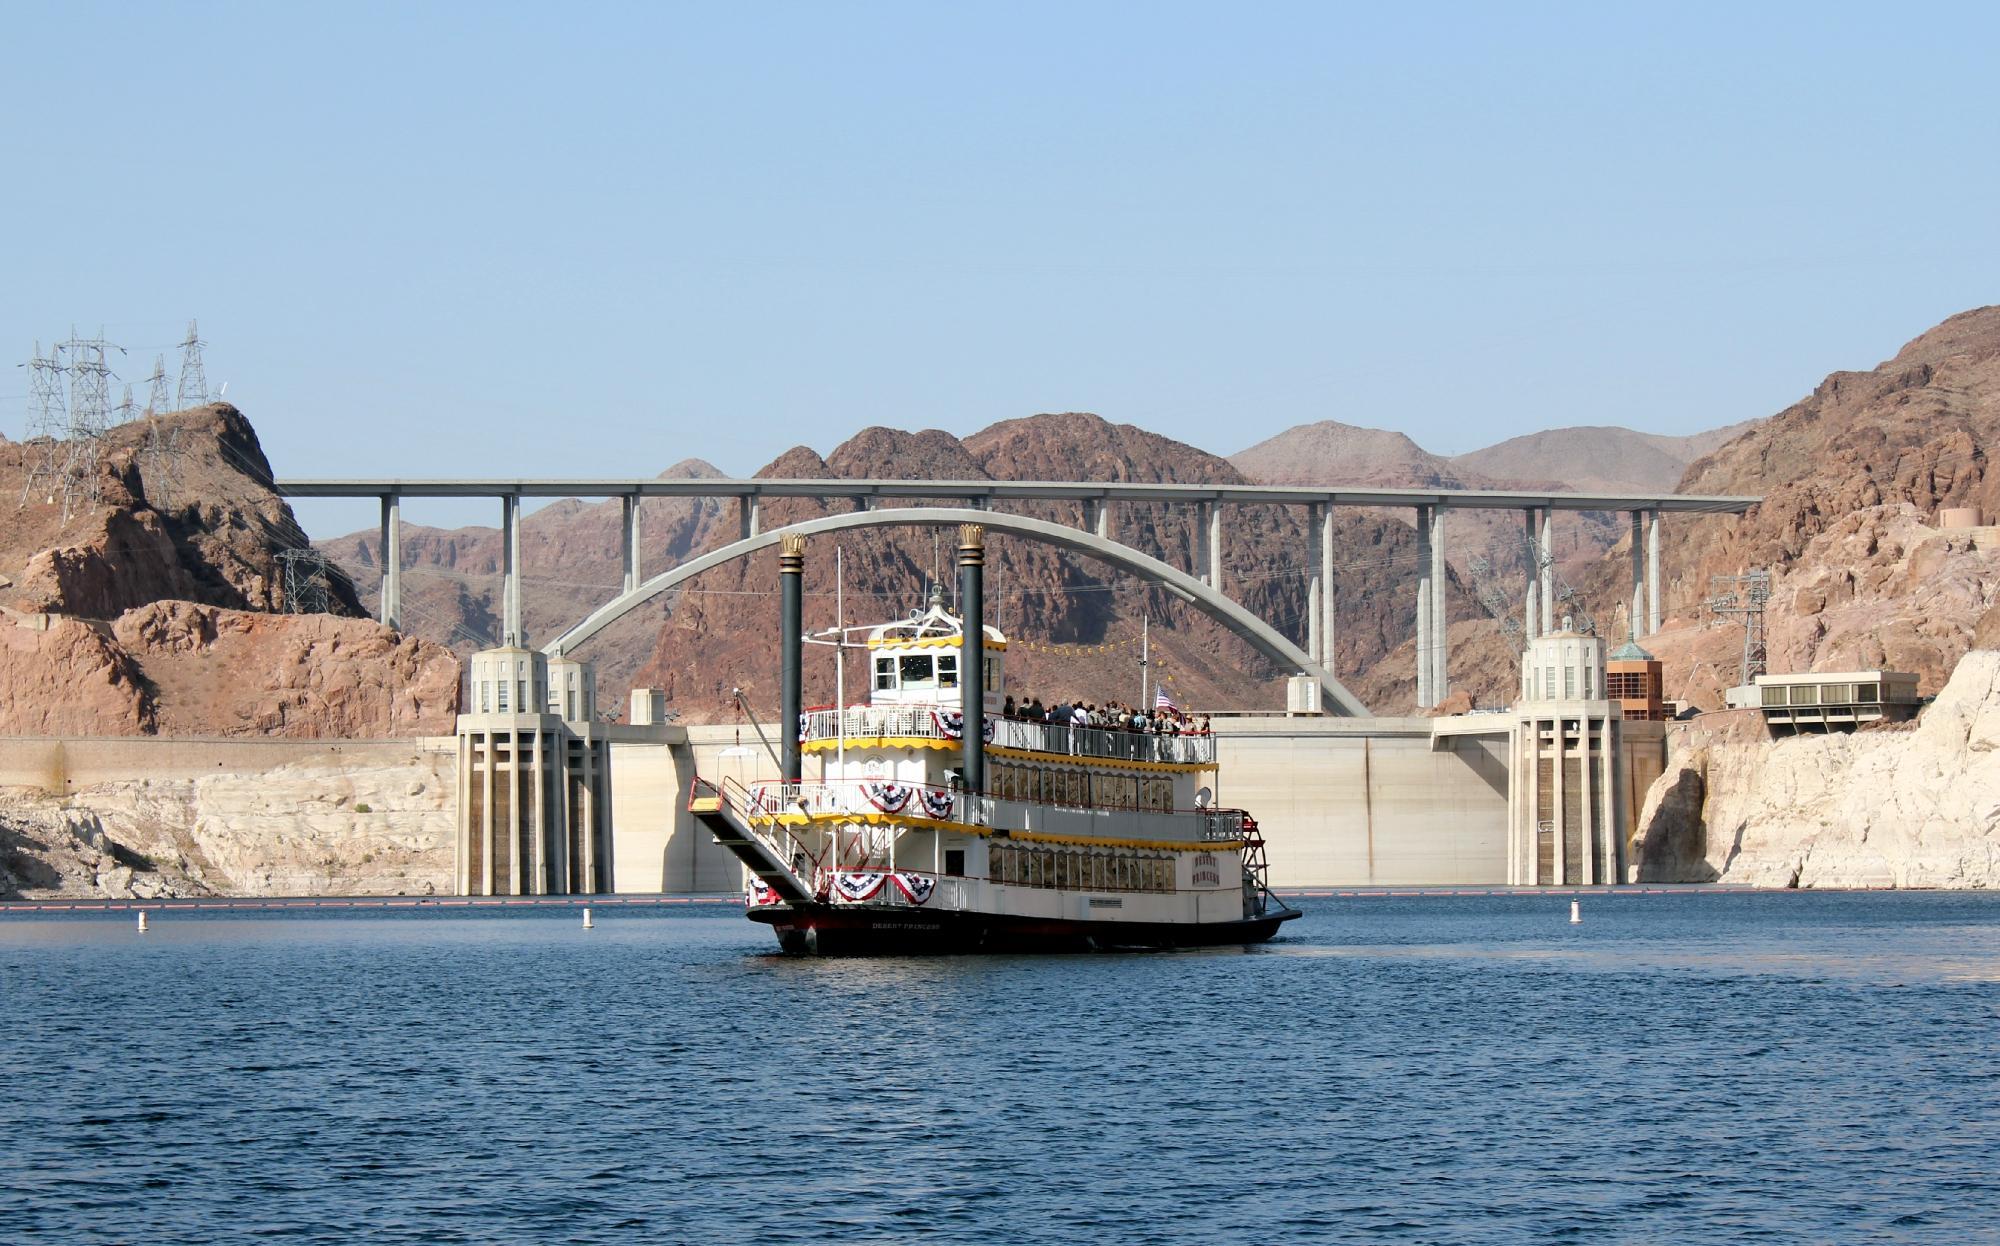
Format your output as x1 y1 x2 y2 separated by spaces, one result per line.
687 527 1300 955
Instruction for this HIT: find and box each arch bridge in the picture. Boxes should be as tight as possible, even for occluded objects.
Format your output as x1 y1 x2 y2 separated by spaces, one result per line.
277 476 1761 715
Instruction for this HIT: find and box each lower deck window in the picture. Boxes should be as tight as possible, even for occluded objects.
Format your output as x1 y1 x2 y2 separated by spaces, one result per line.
987 844 1177 894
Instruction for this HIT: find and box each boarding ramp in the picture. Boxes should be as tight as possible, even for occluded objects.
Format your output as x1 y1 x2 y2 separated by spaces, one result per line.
686 777 816 904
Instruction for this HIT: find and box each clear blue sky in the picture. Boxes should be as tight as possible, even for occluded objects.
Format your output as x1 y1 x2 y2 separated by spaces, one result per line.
5 1 1997 537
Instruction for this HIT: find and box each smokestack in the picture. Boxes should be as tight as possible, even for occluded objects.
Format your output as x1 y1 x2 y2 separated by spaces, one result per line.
780 533 805 785
959 524 985 803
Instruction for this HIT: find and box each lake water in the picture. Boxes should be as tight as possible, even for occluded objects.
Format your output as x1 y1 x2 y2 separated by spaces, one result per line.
2 892 1997 1244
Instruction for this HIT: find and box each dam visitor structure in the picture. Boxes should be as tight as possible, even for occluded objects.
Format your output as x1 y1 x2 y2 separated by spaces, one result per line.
265 472 1758 893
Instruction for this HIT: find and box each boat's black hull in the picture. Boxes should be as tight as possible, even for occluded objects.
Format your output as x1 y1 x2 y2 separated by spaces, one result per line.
747 902 1301 956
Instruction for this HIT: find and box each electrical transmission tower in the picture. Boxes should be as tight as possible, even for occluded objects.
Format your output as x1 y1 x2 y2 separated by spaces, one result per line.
145 354 170 416
1464 553 1525 652
1707 570 1772 686
278 548 337 615
116 383 136 424
22 329 123 521
175 319 208 407
20 340 67 506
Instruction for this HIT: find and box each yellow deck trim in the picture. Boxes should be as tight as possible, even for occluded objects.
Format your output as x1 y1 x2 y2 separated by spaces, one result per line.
865 636 1006 651
747 809 1237 853
800 736 1213 772
986 744 1214 774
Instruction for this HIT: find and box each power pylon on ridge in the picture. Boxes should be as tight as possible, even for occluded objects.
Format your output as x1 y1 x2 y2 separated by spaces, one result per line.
23 329 124 521
175 319 208 407
62 327 118 435
116 384 136 424
1707 570 1772 686
278 548 336 615
145 354 170 417
1464 553 1525 652
19 340 67 506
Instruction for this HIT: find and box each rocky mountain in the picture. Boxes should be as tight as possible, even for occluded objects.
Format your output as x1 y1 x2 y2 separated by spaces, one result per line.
1578 306 2000 707
622 413 1487 720
325 412 1490 720
1229 421 1469 489
1225 416 1763 703
1447 422 1762 494
0 405 460 737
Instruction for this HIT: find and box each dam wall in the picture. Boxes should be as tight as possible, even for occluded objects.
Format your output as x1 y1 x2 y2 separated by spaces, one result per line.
1213 717 1511 886
4 715 1566 894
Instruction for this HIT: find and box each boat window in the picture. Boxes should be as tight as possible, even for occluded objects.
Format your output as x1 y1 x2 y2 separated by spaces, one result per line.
900 654 935 685
937 654 958 688
984 662 999 692
944 848 964 877
874 656 895 691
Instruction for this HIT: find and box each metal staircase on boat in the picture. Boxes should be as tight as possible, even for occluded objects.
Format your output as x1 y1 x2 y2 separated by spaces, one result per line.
687 776 816 904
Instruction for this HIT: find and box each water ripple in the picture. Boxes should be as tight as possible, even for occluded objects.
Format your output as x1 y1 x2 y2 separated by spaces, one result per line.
0 892 1996 1243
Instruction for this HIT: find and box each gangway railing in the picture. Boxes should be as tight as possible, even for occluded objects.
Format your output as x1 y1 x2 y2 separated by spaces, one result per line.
687 776 820 903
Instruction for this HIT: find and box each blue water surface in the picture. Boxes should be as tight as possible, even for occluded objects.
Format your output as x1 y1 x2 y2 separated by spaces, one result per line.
1 892 1997 1245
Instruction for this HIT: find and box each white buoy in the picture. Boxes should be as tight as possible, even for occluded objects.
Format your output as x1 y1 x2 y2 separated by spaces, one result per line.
1569 899 1582 924
137 910 149 932
582 907 594 929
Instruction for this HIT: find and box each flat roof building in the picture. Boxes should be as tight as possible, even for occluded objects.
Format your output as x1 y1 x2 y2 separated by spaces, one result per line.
1753 670 1920 736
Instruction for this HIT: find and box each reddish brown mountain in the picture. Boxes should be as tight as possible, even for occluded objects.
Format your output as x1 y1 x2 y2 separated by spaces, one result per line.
1575 306 2000 706
1 405 459 737
326 412 1491 720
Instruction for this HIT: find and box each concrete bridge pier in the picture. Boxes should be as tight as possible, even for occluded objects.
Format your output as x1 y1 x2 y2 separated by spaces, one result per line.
1317 505 1337 670
622 495 643 594
1086 497 1112 540
1429 505 1448 701
1646 507 1662 634
1414 504 1433 708
1537 507 1555 632
1522 508 1539 638
502 493 524 645
1201 502 1223 590
377 493 402 630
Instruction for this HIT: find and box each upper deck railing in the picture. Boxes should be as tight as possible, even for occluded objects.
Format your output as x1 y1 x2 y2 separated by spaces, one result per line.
801 705 1216 766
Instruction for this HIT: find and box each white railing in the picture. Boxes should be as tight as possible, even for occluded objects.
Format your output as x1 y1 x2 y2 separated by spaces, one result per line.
746 778 965 824
801 706 1215 765
744 779 1252 850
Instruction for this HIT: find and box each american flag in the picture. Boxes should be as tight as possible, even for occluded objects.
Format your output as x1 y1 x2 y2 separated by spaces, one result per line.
1155 687 1177 712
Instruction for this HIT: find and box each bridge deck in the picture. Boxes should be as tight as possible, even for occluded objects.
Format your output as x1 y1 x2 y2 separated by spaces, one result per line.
276 476 1758 513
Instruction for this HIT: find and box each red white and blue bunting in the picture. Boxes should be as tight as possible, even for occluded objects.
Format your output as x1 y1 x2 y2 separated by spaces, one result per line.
831 871 889 903
746 878 781 907
827 870 935 906
929 710 994 742
918 788 956 820
861 781 913 813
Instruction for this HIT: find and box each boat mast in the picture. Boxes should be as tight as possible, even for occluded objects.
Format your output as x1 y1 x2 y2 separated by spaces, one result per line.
1140 613 1150 710
835 545 846 776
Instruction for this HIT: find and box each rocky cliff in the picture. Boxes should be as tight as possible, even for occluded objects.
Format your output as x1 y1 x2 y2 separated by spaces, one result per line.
0 749 454 900
1 405 462 737
1631 651 2000 888
1578 306 2000 708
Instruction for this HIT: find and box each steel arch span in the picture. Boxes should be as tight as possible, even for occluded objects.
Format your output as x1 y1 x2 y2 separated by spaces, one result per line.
544 506 1370 716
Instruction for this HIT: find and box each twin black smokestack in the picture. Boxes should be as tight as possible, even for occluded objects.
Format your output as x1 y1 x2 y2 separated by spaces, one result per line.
777 525 986 800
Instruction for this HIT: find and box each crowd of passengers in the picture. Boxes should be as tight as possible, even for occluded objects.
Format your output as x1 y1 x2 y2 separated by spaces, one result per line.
1001 694 1211 736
